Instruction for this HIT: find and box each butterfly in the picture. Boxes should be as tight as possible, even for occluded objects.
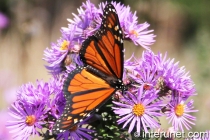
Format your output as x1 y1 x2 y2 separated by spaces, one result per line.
53 3 124 134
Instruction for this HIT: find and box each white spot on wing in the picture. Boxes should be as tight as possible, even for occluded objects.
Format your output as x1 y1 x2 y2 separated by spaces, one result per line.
121 39 123 43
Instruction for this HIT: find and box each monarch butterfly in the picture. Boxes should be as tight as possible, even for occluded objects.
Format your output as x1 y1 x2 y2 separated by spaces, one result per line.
53 3 124 134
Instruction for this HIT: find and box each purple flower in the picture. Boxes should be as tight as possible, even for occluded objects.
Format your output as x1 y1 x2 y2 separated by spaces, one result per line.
124 53 139 71
141 51 196 99
7 101 47 140
44 0 156 76
0 12 9 30
48 88 66 119
129 62 159 91
43 26 82 75
56 117 95 140
14 78 65 122
165 97 198 131
124 51 198 132
99 1 156 49
123 54 140 85
112 87 164 134
124 21 155 50
63 0 100 40
16 80 52 106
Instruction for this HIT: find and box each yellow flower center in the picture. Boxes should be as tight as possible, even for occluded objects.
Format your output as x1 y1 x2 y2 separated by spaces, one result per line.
175 104 184 117
60 40 69 50
130 30 138 37
25 115 36 126
132 103 145 116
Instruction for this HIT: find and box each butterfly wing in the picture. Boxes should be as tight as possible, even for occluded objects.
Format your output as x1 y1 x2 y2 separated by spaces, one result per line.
80 3 124 79
53 66 116 134
53 3 124 134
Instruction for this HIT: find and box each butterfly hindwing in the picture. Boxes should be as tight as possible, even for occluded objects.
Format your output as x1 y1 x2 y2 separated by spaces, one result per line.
53 66 116 133
80 3 124 79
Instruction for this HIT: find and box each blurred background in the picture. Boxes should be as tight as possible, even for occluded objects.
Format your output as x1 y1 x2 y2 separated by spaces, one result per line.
0 0 210 139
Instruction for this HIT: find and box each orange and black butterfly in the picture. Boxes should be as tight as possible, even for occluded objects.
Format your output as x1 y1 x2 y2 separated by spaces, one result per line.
53 3 124 134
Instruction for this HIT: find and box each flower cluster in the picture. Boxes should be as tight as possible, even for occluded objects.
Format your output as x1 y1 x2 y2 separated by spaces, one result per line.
43 0 155 75
7 0 198 140
6 79 65 139
113 51 198 135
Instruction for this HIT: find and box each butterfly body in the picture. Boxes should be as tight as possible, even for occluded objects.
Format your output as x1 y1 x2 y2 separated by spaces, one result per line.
85 65 124 90
53 3 124 134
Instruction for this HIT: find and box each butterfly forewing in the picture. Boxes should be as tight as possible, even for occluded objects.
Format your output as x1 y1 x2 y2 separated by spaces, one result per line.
80 3 124 79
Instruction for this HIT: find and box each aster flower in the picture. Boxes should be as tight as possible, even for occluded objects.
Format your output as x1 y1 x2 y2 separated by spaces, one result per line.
7 101 47 140
165 97 198 132
129 62 159 91
63 0 100 40
112 87 164 134
16 80 53 106
124 53 139 71
48 88 66 119
46 77 66 119
56 116 95 140
43 25 81 75
64 15 97 41
140 50 196 99
123 54 140 85
155 52 195 96
13 78 64 128
124 22 155 50
45 92 66 132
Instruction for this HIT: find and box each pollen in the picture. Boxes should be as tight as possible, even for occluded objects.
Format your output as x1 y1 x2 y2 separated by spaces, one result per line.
175 104 184 117
25 115 36 126
132 104 145 116
60 40 69 50
130 30 138 37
